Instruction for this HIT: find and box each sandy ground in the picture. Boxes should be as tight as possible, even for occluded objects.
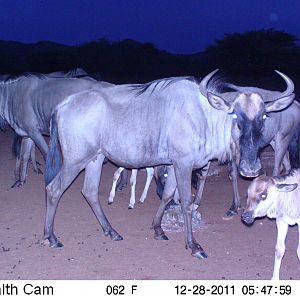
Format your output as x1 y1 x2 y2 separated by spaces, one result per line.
0 128 299 280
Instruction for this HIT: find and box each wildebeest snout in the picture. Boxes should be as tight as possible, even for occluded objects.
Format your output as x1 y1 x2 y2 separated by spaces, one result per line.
239 159 262 178
241 210 255 225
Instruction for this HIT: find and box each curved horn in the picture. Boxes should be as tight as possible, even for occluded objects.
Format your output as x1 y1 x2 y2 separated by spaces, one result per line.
199 69 219 97
275 70 294 98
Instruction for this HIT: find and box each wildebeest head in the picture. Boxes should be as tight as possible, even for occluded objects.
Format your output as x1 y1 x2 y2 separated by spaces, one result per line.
200 70 295 177
241 175 298 225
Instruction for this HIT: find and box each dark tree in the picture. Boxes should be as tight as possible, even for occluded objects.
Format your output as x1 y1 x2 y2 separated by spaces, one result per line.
204 29 300 80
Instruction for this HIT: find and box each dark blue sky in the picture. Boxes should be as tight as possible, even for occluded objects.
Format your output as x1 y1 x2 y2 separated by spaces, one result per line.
0 0 299 54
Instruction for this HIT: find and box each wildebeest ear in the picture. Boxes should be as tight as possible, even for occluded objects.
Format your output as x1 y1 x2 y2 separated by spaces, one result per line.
265 94 295 112
207 92 232 112
275 183 298 192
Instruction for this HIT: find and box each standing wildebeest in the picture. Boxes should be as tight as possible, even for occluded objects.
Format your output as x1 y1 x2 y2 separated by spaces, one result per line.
108 167 154 209
44 69 295 259
156 72 300 218
241 170 300 280
218 80 300 217
10 69 99 187
0 73 112 187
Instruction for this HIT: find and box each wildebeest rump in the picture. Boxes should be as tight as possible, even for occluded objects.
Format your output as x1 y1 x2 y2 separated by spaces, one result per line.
44 69 294 259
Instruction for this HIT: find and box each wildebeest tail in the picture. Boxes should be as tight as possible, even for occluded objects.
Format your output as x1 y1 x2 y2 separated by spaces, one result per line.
45 113 62 186
288 125 300 169
12 134 22 157
0 116 8 131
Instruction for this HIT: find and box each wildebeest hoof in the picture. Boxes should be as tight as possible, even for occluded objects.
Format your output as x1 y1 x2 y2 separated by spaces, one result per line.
112 235 123 241
165 200 180 211
109 230 123 241
154 233 169 240
11 181 25 188
222 209 238 220
192 250 208 259
49 240 64 248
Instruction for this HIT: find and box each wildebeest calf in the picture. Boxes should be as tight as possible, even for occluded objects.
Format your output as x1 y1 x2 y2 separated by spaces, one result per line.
241 170 300 280
108 167 154 209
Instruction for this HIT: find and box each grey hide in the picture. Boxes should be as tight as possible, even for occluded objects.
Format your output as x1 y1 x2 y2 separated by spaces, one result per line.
0 72 113 187
44 69 294 259
158 71 299 219
218 78 300 217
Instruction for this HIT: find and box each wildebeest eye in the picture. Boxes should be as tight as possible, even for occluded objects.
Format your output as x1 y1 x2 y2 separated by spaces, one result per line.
257 192 267 203
262 114 267 120
261 193 267 198
261 192 267 200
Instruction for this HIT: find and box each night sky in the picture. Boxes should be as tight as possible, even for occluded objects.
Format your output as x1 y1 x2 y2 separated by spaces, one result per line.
0 0 299 54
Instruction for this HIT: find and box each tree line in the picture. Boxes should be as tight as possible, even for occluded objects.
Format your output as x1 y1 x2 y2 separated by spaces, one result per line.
0 29 299 85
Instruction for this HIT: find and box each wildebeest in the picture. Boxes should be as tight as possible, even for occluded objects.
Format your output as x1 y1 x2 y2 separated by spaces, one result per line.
108 167 154 209
241 170 300 280
156 72 299 218
0 72 112 187
155 165 208 211
11 68 99 186
44 69 295 259
218 78 300 216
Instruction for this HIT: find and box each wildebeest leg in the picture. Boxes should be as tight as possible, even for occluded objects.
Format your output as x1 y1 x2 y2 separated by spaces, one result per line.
297 221 300 263
13 150 22 188
224 161 241 218
174 161 208 259
271 138 291 176
12 137 33 188
272 218 288 280
30 131 48 160
29 142 43 174
12 137 44 188
116 168 128 191
45 164 83 247
194 162 210 206
281 153 291 173
108 167 125 204
82 155 123 241
139 167 154 203
128 169 138 209
152 166 176 240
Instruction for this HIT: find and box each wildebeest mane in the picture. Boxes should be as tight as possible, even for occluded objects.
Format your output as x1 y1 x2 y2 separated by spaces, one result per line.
130 76 199 96
0 72 48 84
